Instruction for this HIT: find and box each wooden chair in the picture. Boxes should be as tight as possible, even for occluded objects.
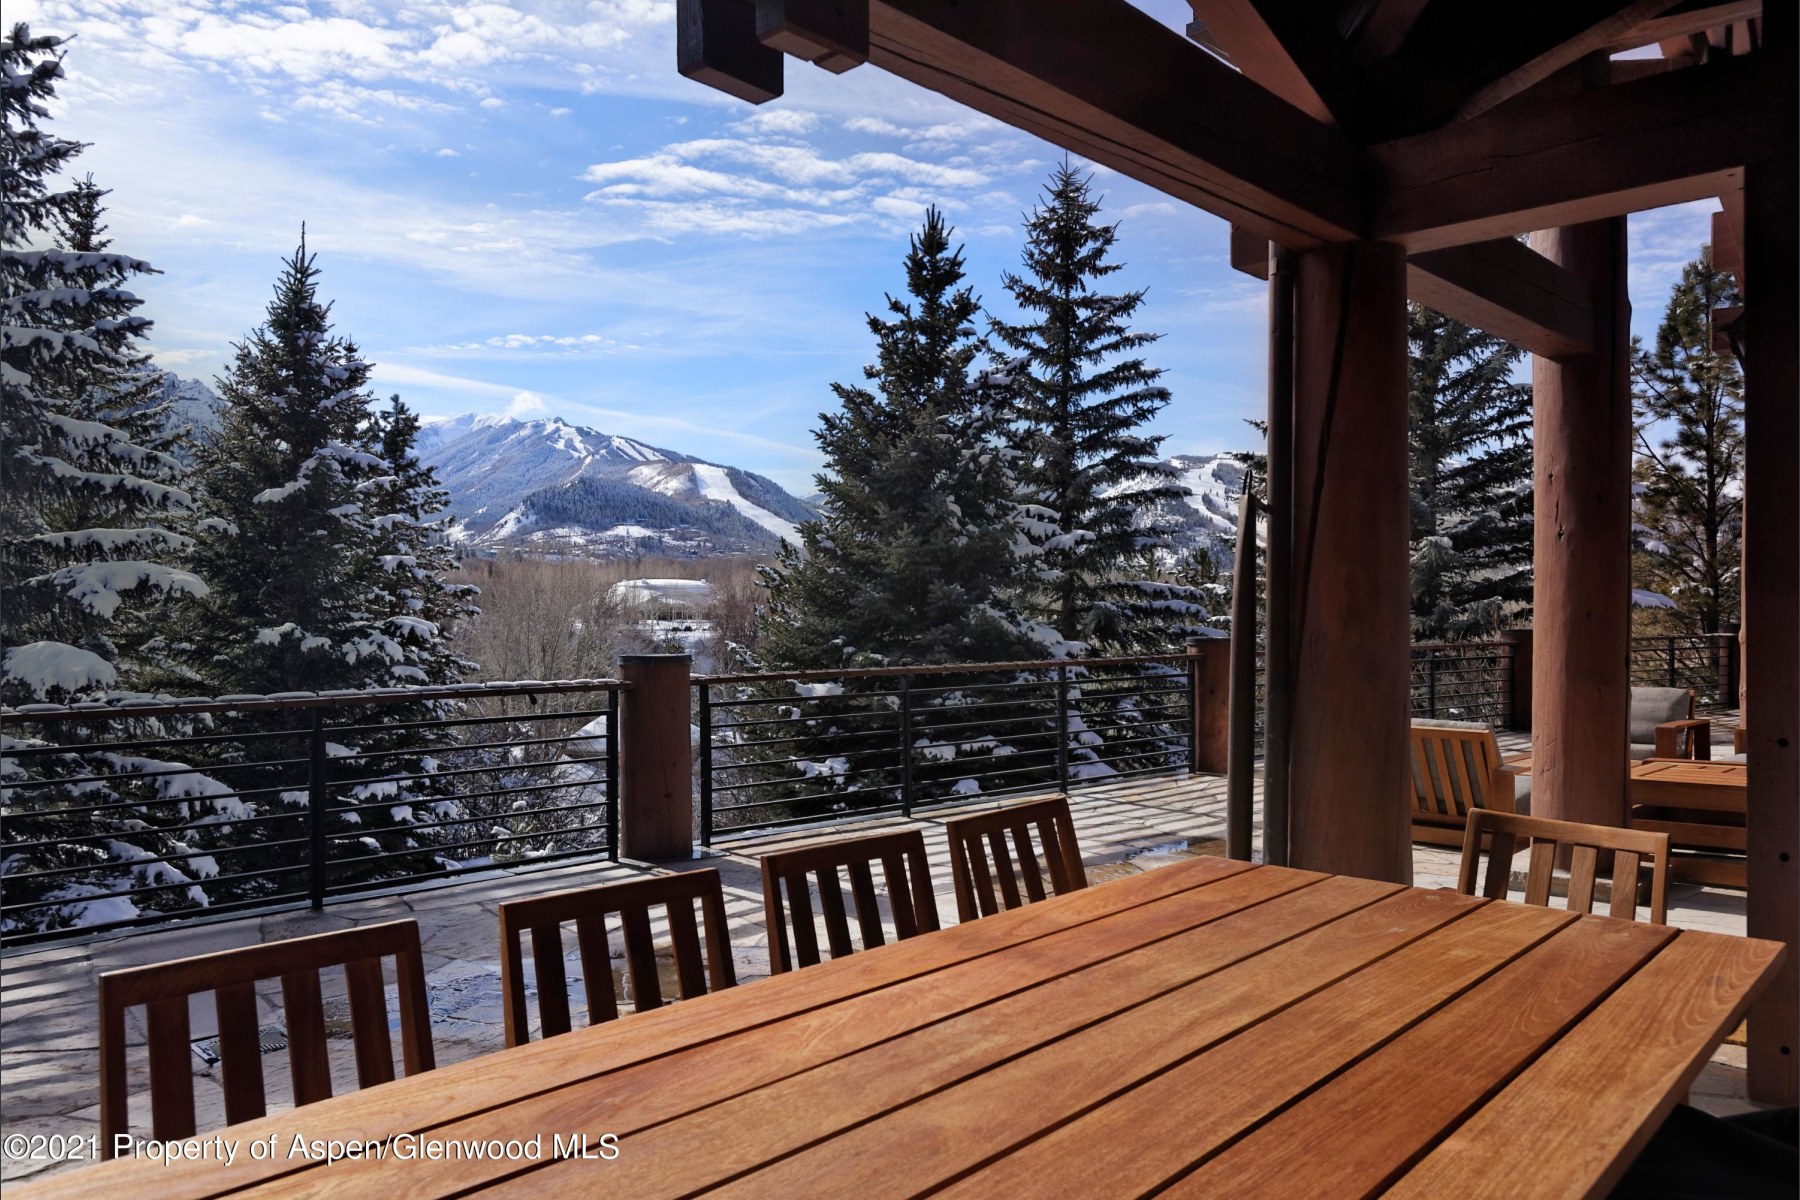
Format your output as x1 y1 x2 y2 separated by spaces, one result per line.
1407 719 1529 847
98 920 433 1158
944 795 1087 922
498 869 735 1046
1458 810 1672 925
1631 686 1710 760
761 830 940 974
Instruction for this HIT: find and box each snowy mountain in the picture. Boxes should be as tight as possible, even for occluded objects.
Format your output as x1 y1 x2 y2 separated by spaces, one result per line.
1106 452 1249 570
417 414 816 557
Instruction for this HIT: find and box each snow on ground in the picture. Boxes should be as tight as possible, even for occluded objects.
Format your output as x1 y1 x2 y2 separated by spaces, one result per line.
690 464 801 544
610 578 714 612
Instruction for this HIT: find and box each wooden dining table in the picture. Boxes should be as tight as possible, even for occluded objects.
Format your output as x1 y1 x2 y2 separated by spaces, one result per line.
24 855 1783 1200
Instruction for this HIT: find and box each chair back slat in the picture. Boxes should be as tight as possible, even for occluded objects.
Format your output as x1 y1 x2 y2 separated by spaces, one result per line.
344 957 396 1089
574 914 619 1025
815 866 857 958
761 830 941 974
620 902 665 1011
214 981 266 1127
146 995 197 1142
280 967 333 1106
1458 810 1672 925
497 871 736 1046
944 796 1087 922
665 899 708 998
1408 721 1515 842
98 921 431 1158
531 924 573 1038
847 860 886 948
1565 844 1600 915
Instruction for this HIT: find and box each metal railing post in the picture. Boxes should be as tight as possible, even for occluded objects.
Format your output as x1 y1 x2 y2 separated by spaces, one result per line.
606 687 620 860
1667 636 1679 687
1426 653 1439 718
698 683 714 847
307 709 328 911
898 676 914 817
1055 664 1071 792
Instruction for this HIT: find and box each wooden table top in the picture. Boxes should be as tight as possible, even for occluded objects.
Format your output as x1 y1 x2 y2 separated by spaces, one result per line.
1631 758 1747 784
27 857 1783 1200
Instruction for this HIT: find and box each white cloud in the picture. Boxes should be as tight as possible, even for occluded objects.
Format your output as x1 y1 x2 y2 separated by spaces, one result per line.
479 96 506 109
506 390 548 417
435 147 460 157
549 106 571 116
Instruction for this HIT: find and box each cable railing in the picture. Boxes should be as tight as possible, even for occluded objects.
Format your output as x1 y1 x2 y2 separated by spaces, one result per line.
1629 633 1739 709
0 680 623 946
695 655 1195 842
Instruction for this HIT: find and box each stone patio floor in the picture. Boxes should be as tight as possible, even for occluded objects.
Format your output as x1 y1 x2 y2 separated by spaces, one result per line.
0 729 1757 1184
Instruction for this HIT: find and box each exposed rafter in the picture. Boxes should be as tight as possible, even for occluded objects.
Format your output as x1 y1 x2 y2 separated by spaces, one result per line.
1345 0 1432 64
1602 0 1762 53
1185 2 1359 127
860 0 1364 248
1370 51 1771 251
1230 226 1596 360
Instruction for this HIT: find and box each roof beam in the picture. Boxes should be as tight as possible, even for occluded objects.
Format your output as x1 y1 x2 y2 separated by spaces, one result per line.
1445 1 1680 121
860 0 1365 248
1185 2 1359 126
1370 51 1771 251
1345 0 1432 63
1603 0 1762 53
1230 226 1595 359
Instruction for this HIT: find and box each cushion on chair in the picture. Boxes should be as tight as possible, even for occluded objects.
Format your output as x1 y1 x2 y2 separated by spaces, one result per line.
1629 742 1657 762
1629 687 1692 744
1511 772 1531 816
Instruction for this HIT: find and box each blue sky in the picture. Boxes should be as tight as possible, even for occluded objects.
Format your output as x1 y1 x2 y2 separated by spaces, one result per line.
22 1 1717 493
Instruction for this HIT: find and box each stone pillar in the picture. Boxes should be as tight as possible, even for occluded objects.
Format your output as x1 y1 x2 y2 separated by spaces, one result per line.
1284 240 1412 883
1528 219 1632 828
618 654 694 860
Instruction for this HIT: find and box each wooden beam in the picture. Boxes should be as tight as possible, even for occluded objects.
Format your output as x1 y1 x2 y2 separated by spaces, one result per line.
1529 219 1633 833
860 0 1364 249
679 0 784 103
1371 52 1771 251
1407 238 1595 360
1446 2 1682 122
1185 2 1357 126
1286 240 1412 884
756 1 868 74
1715 189 1746 292
1603 0 1762 53
1229 225 1595 360
1346 0 1432 63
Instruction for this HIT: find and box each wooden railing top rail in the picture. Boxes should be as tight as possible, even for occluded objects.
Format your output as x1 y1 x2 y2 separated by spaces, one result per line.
2 678 630 725
697 653 1192 687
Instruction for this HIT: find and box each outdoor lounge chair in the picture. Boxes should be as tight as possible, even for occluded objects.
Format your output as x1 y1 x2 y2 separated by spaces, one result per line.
497 869 736 1045
1458 809 1671 925
760 829 940 973
1631 686 1710 760
944 795 1086 921
1407 719 1530 847
98 920 434 1157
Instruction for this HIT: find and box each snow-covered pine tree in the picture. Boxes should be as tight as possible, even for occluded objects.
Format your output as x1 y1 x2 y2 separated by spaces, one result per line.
755 210 1043 815
1 25 203 707
1631 249 1743 637
178 239 470 891
989 162 1204 657
1 25 222 936
1407 303 1534 640
762 208 1033 670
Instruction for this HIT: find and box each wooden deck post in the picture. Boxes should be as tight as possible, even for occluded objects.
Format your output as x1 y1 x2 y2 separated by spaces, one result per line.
619 654 695 860
1742 146 1799 1103
1527 219 1632 829
1499 627 1533 732
1186 636 1230 775
1284 240 1412 884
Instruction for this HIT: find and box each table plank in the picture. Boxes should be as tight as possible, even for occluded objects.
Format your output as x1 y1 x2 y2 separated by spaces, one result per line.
240 866 1361 1200
706 886 1490 1200
21 855 1260 1200
1385 930 1785 1200
938 899 1585 1200
480 874 1405 1199
1164 914 1676 1198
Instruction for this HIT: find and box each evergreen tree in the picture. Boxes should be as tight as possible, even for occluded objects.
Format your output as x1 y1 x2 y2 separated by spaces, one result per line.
762 208 1034 669
989 163 1205 655
1407 303 1534 640
177 239 471 890
1631 249 1743 636
1 25 203 707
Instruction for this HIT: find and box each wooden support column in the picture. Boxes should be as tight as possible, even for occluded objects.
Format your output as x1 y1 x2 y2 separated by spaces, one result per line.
619 654 695 861
1186 636 1230 776
1743 153 1799 1104
1528 219 1632 828
1285 240 1411 884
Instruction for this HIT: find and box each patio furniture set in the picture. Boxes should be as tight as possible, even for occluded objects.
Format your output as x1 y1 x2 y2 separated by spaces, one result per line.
21 775 1784 1198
